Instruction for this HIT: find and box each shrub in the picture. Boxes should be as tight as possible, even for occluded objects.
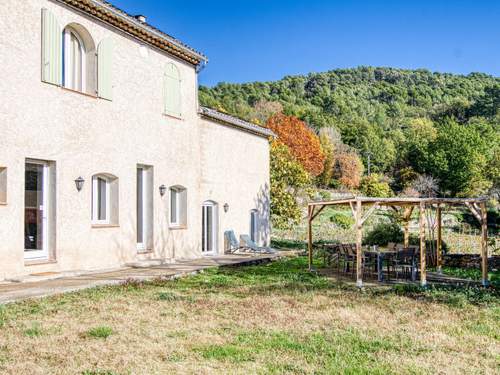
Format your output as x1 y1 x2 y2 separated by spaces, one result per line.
364 222 403 246
334 150 364 189
330 212 354 229
360 174 393 197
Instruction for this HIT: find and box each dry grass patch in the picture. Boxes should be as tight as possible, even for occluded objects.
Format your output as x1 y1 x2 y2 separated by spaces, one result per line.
0 257 498 374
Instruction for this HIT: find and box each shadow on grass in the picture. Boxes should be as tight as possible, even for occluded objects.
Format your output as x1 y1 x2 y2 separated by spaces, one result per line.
167 256 499 308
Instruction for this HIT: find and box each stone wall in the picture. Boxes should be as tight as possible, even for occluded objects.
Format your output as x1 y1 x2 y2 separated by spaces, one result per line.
443 254 500 270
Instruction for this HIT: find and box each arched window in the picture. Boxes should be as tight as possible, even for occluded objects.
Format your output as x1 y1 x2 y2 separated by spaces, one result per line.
63 27 86 92
163 63 181 117
91 174 119 225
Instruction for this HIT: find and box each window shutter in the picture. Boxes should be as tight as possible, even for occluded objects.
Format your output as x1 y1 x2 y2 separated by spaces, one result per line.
98 38 114 100
41 8 62 85
163 64 181 117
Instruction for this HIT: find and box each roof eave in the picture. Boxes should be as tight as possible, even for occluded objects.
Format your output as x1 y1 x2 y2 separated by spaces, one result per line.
55 0 208 66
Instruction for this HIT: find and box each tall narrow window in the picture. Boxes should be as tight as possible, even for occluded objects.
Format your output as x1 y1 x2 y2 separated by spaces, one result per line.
0 167 6 204
93 176 109 223
63 28 86 92
137 165 153 251
250 210 259 243
169 186 187 227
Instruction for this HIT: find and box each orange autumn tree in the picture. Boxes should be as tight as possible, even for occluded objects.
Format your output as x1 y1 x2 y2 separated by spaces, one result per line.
267 113 325 177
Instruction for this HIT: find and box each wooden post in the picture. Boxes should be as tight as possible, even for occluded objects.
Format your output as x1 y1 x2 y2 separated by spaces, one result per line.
356 199 363 288
436 205 443 274
307 205 313 271
480 202 489 287
419 202 427 287
402 206 413 248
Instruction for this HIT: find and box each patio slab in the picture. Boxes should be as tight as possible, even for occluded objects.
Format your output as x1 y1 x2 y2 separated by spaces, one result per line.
0 254 279 305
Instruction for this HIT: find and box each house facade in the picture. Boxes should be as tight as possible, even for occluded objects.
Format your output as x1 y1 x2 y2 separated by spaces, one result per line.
0 0 273 281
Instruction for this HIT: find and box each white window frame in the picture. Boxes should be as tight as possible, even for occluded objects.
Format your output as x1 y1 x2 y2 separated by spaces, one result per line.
24 160 50 260
202 201 218 255
169 187 181 227
136 167 147 250
63 27 86 92
92 176 110 225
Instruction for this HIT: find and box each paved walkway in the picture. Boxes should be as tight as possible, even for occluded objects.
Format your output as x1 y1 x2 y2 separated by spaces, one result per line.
0 254 278 305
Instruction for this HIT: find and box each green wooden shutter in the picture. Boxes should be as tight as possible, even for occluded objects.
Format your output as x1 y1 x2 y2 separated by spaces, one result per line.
98 38 114 100
41 8 62 85
164 64 181 117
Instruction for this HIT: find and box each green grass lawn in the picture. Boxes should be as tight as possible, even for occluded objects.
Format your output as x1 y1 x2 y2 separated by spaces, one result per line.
0 257 498 374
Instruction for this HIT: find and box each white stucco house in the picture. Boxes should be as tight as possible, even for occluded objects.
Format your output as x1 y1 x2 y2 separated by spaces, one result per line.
0 0 273 281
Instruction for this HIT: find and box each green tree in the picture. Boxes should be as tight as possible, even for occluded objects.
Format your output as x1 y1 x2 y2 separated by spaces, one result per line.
270 141 310 229
425 120 490 196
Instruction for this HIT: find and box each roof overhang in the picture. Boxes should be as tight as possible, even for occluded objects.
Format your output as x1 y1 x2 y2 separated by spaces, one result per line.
199 107 276 139
54 0 208 67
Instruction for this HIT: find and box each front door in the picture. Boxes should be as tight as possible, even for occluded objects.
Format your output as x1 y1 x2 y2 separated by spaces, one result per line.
24 161 49 260
202 201 217 254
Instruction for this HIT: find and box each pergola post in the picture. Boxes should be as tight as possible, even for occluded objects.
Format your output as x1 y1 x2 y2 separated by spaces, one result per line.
419 202 427 287
480 202 489 287
307 205 313 271
403 207 413 248
355 199 363 288
436 205 443 274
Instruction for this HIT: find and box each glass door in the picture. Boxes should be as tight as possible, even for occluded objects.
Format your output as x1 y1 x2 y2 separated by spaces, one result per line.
136 167 146 250
24 161 49 260
202 201 217 254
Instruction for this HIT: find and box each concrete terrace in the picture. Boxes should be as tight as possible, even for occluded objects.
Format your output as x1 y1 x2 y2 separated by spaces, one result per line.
0 254 279 305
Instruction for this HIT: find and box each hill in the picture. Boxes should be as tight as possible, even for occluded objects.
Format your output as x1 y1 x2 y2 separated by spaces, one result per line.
200 67 500 197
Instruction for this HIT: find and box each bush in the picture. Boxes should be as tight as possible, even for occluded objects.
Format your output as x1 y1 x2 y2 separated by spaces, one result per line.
330 212 354 229
360 174 393 197
364 222 403 246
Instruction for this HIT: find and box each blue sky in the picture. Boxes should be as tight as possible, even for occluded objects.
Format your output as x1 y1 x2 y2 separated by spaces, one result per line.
111 0 500 86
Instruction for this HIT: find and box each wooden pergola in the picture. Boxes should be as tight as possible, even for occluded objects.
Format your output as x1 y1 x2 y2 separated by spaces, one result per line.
307 196 490 287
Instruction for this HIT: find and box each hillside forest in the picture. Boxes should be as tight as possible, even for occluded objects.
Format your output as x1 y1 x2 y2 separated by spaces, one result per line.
200 67 500 229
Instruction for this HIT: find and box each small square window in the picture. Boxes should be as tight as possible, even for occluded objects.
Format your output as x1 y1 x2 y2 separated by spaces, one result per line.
0 167 6 204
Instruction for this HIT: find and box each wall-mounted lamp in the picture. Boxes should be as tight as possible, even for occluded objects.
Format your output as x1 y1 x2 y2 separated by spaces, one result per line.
75 176 85 192
159 184 167 197
223 203 229 213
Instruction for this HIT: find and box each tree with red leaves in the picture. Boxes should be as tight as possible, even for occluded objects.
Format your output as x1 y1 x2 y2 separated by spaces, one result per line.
267 113 325 177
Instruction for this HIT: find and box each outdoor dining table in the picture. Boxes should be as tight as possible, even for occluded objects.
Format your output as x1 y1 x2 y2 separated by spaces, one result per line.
364 247 417 282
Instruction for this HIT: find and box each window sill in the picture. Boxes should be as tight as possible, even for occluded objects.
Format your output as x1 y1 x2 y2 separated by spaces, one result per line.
137 248 154 254
163 112 184 121
25 258 57 266
60 86 98 99
169 225 187 230
92 224 120 229
0 202 6 206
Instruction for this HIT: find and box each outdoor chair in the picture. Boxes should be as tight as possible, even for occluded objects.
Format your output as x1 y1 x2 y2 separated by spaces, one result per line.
339 244 357 275
388 247 417 281
362 247 378 278
321 243 340 268
224 230 248 254
239 235 276 254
